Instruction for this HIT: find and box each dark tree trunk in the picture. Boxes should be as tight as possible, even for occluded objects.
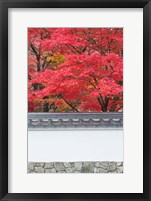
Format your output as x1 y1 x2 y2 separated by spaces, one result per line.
97 96 109 112
30 44 41 71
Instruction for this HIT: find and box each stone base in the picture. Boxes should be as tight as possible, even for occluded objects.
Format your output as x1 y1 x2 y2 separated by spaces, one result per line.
28 161 123 173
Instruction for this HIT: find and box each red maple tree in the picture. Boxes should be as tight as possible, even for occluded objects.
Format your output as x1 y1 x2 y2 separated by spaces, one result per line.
28 28 123 112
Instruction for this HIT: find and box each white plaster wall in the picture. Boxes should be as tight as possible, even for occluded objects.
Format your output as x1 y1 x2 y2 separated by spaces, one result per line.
28 129 123 162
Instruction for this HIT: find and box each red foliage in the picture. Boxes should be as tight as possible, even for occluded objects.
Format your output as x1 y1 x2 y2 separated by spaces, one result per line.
28 28 123 112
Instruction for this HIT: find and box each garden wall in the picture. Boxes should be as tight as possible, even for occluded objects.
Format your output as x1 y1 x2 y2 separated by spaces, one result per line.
28 161 123 173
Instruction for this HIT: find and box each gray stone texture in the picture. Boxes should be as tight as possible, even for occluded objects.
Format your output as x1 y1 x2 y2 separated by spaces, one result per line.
63 162 70 168
74 162 82 170
54 162 66 172
28 161 123 173
35 167 45 173
44 162 54 169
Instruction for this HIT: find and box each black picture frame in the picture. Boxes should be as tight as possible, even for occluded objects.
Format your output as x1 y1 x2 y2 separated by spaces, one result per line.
0 0 151 200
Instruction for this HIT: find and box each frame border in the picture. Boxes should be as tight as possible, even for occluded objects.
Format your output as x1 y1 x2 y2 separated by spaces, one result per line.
0 0 151 200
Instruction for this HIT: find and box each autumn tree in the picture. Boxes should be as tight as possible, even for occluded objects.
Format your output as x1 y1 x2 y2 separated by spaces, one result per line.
28 28 123 112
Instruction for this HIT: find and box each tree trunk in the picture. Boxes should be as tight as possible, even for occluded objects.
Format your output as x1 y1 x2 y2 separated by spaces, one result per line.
97 96 109 112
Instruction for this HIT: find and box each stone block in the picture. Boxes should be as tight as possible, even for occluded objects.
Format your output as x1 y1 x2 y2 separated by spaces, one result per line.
54 162 65 171
74 162 82 171
45 169 51 173
81 162 94 173
98 168 108 173
36 162 44 167
116 162 123 166
116 166 123 173
66 168 74 173
28 163 34 171
44 162 54 169
107 164 116 172
50 168 56 173
63 162 70 168
35 167 45 173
